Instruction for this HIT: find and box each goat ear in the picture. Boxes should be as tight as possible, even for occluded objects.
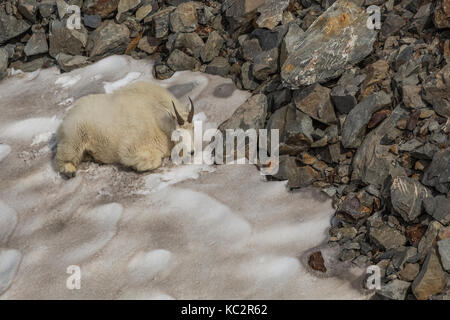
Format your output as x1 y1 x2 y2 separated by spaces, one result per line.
187 96 194 123
172 101 184 126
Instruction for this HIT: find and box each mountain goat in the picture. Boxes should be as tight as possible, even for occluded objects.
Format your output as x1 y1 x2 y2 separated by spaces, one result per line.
55 81 195 177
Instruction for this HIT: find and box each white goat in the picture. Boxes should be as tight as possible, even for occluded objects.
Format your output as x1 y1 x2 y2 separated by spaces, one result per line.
55 81 194 177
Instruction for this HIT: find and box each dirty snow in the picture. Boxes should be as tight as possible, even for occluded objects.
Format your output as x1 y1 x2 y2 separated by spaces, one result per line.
0 55 370 299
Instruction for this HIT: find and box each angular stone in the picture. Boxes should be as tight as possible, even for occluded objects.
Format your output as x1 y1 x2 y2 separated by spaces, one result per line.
241 61 258 91
252 48 279 81
390 176 432 222
49 20 88 58
423 196 450 226
422 64 450 118
136 4 155 21
137 36 160 55
256 0 289 30
352 106 409 186
87 20 130 59
434 0 450 29
222 0 266 32
0 48 8 80
341 91 392 148
219 94 268 132
170 1 198 33
200 31 224 63
24 31 48 56
205 57 230 77
288 165 319 189
168 32 204 58
399 263 420 282
402 85 425 109
422 148 450 194
281 0 377 88
241 38 262 62
369 223 407 250
38 0 56 18
55 53 88 72
272 155 298 181
251 25 288 51
0 7 31 44
147 7 175 39
83 15 102 29
167 49 199 71
380 13 406 38
82 0 120 18
117 0 142 22
293 83 336 125
280 22 305 65
437 238 450 272
412 249 447 300
377 280 411 300
18 0 38 22
417 221 443 261
360 59 390 98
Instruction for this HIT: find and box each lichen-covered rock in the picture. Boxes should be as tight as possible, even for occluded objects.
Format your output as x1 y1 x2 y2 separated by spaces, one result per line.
390 176 432 222
293 83 336 125
147 6 175 39
0 7 31 45
49 20 88 58
412 249 447 300
117 0 142 22
168 32 204 58
281 0 377 88
280 22 305 65
87 21 130 59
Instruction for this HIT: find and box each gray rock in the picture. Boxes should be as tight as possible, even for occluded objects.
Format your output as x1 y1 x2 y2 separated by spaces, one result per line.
252 48 279 81
154 63 174 80
168 32 204 58
56 0 70 19
369 223 407 250
377 279 411 300
390 176 432 222
399 263 420 282
138 36 160 55
410 3 433 32
272 155 298 181
380 13 406 38
117 0 142 22
0 48 8 80
434 0 450 29
55 53 89 72
352 106 409 186
205 57 230 77
280 22 305 65
136 3 156 22
83 0 120 18
18 0 38 22
411 143 438 160
145 6 175 38
287 165 319 189
256 0 289 30
24 31 48 56
250 25 288 51
241 61 259 91
422 64 450 118
284 107 314 147
170 1 198 33
423 196 450 226
49 19 88 58
10 56 53 73
39 0 56 18
412 249 447 300
422 148 450 194
0 7 31 44
167 49 199 71
219 94 268 132
201 31 224 63
222 0 266 32
241 38 262 62
341 91 392 149
87 20 130 59
281 0 377 88
83 15 102 29
402 85 425 109
293 83 336 125
437 238 450 272
417 221 443 261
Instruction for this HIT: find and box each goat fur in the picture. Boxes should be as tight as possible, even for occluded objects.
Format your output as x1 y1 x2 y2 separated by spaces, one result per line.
55 81 194 177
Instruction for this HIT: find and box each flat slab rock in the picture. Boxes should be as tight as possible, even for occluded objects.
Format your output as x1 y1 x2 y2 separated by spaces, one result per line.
281 0 377 88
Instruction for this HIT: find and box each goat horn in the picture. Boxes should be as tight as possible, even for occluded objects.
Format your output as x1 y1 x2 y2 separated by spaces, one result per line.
172 101 184 126
187 96 194 123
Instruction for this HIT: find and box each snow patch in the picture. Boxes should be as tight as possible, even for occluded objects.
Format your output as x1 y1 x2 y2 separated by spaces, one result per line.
1 116 61 141
128 249 173 281
0 201 18 243
104 72 141 94
0 249 21 294
0 144 11 162
55 74 82 88
31 132 54 146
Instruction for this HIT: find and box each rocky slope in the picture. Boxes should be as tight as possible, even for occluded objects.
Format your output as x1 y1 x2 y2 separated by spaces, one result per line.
0 0 449 300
